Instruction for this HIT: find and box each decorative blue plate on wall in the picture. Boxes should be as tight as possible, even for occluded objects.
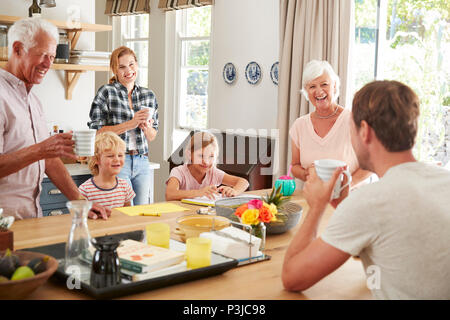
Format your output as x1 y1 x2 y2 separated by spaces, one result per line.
270 61 279 85
223 62 237 84
245 61 262 85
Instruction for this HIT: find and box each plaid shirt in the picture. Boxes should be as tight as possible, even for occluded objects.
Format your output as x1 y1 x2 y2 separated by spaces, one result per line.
88 81 159 155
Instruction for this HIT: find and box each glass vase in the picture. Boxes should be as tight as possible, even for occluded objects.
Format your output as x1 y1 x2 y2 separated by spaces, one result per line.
251 222 266 252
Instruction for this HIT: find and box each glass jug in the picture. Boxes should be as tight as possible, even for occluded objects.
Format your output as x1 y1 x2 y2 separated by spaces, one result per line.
65 200 93 276
90 236 121 288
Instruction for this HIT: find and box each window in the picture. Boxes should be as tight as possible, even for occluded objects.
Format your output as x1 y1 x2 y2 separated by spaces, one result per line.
118 15 149 88
175 6 212 130
354 0 450 163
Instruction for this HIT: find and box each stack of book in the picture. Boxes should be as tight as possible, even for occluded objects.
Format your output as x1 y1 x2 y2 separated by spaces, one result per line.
69 50 111 66
116 240 185 281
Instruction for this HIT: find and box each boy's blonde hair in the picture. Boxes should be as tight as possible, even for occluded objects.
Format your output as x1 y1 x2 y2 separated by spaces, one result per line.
88 131 126 176
184 131 219 164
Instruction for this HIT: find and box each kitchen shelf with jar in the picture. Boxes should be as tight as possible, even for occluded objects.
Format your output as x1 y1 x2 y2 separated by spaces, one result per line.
0 14 112 100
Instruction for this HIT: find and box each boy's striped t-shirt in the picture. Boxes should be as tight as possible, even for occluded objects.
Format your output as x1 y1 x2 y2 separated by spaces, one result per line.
79 177 135 209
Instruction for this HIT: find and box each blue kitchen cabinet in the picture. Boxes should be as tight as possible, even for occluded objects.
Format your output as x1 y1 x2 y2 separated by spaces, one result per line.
40 174 91 216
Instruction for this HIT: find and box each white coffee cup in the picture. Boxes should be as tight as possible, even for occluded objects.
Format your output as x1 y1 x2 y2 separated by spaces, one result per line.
314 159 352 199
142 107 154 121
73 129 96 156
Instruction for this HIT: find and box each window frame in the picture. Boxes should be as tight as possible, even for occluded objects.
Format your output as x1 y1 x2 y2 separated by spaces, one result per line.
174 7 212 131
112 15 151 88
354 0 450 163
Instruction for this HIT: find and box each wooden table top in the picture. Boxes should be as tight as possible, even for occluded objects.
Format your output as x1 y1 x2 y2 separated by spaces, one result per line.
9 189 372 300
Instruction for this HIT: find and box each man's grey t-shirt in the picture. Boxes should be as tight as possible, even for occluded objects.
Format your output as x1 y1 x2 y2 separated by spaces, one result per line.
322 162 450 299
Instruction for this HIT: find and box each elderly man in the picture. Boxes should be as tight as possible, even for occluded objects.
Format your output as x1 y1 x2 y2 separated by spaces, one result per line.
0 17 110 220
282 80 450 299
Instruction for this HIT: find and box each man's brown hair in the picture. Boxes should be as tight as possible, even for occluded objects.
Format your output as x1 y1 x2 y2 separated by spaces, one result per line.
352 80 420 152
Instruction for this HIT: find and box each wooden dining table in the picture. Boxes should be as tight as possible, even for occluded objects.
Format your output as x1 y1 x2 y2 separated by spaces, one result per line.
9 189 372 300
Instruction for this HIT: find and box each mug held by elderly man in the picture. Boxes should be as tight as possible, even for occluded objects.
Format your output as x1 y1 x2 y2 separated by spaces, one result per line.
0 17 110 220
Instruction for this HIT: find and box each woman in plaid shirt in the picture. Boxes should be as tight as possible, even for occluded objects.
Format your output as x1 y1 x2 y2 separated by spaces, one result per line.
88 46 158 205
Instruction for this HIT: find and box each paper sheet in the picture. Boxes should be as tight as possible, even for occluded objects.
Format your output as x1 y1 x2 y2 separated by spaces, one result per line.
116 203 189 216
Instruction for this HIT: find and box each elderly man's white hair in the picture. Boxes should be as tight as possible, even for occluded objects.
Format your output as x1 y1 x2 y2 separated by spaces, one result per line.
300 60 341 102
7 17 58 57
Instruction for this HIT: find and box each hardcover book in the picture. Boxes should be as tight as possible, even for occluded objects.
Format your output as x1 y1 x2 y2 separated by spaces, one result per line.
117 239 185 273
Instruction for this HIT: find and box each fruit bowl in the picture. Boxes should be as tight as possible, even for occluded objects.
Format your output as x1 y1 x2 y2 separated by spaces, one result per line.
265 202 302 234
0 251 58 299
215 198 302 235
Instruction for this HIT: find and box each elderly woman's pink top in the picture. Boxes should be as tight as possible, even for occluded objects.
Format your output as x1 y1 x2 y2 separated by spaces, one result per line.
289 108 359 173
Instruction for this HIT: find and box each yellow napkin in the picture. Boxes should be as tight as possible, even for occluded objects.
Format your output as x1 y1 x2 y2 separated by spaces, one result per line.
116 203 189 216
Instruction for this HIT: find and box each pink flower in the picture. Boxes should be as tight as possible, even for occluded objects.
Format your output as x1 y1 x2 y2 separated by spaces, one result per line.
247 199 263 209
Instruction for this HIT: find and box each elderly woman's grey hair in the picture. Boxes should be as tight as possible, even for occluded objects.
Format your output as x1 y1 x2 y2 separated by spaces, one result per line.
300 60 341 102
7 17 58 57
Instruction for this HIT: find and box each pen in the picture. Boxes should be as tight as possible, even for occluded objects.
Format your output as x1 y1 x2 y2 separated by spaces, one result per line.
140 213 161 217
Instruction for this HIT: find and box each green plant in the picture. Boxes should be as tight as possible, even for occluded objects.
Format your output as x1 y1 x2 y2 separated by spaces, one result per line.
261 185 291 209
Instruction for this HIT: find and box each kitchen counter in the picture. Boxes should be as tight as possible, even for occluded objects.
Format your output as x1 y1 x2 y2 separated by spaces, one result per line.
45 162 161 177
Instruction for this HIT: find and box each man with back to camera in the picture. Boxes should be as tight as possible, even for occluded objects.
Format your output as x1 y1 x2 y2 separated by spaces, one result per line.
0 17 110 220
282 80 450 299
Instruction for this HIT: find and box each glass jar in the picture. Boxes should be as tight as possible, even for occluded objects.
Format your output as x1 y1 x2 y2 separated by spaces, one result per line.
0 25 8 61
65 200 93 279
55 32 71 64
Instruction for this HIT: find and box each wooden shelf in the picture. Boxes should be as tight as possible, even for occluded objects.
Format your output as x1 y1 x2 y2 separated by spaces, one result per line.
0 15 112 100
0 60 109 72
0 15 112 32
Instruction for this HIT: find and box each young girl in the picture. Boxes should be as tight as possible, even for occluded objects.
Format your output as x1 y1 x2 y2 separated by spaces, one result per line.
165 132 249 201
79 132 135 210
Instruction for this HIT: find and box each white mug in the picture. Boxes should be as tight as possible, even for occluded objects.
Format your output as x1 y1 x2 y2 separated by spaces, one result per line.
314 159 352 199
73 129 96 156
142 107 154 121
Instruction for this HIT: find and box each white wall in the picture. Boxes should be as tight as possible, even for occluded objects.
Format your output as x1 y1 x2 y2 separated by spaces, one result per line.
208 0 279 131
159 0 280 201
0 0 97 132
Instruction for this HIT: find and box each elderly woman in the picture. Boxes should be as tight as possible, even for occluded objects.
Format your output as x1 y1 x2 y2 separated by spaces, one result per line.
88 46 158 205
289 60 372 187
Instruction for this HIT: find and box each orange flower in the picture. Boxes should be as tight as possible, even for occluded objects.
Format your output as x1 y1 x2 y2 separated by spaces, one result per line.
258 205 274 223
234 204 248 218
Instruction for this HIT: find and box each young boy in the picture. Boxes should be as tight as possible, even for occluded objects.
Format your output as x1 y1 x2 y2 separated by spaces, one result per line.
79 132 135 210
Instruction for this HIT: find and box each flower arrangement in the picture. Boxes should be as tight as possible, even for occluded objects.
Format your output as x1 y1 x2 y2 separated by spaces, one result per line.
234 199 278 226
233 185 292 238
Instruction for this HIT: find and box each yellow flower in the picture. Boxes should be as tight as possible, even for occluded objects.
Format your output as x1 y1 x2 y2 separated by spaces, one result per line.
240 209 260 225
263 202 278 221
263 202 278 215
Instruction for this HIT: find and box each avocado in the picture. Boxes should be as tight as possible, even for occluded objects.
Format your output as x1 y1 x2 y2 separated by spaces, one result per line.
27 256 49 274
0 249 16 278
